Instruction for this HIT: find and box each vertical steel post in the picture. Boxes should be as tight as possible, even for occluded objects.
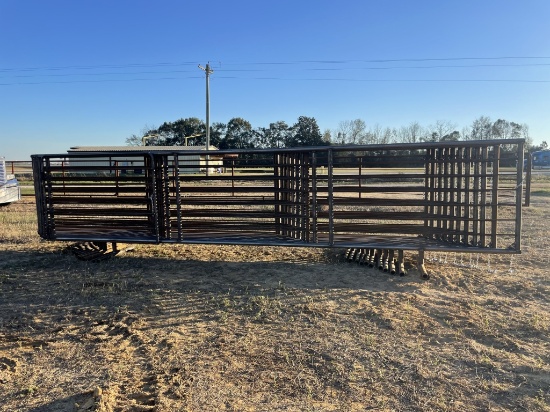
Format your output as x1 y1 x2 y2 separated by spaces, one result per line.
456 147 464 243
491 145 500 249
442 147 449 241
231 159 235 196
463 147 471 244
115 161 120 196
358 156 362 199
291 153 296 239
44 157 55 239
274 153 281 235
436 148 445 240
515 141 524 251
311 152 318 243
328 148 334 246
160 155 171 240
449 147 457 242
301 152 310 241
174 154 183 241
145 154 159 243
525 152 532 207
480 146 488 247
427 148 437 239
32 156 47 239
472 147 480 246
280 153 287 238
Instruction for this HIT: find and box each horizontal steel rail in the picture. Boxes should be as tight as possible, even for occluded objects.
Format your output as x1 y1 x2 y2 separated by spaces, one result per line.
32 139 525 254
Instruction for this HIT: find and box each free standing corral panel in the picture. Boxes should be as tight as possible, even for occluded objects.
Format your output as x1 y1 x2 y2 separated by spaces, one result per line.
32 139 525 254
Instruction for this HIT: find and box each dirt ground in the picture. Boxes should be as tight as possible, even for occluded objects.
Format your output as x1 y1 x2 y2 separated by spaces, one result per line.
0 196 549 411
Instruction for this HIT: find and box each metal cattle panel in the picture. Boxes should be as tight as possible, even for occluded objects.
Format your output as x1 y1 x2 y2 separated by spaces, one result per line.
31 139 524 254
32 153 159 243
424 145 498 247
274 151 310 242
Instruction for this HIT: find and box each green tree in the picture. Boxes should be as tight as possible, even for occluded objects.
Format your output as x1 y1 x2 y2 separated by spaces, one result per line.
220 117 254 149
256 121 293 148
441 131 460 141
209 122 227 148
287 116 324 147
155 117 206 146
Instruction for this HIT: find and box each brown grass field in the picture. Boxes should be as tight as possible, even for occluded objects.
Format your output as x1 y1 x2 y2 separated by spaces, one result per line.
0 187 549 411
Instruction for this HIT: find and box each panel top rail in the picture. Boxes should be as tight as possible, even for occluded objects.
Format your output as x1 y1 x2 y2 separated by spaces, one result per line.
31 138 525 159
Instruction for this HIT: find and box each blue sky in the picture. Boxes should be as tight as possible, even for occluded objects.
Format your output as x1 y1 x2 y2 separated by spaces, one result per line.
1 0 549 159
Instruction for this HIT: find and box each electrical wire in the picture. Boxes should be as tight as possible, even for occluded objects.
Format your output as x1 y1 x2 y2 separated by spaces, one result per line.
1 57 549 85
3 56 550 72
4 63 549 79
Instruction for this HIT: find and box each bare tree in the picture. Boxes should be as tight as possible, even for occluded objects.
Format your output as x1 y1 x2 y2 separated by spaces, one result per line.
337 119 368 144
426 120 458 142
461 125 472 141
469 116 493 140
521 123 533 148
322 129 332 144
492 119 524 140
381 127 397 144
366 123 383 144
125 124 157 146
125 134 142 146
398 122 424 143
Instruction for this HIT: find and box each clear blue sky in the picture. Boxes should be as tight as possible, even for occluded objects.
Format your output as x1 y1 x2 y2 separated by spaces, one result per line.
1 0 549 159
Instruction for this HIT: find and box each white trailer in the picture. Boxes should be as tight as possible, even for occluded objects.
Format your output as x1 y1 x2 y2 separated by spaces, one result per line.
0 157 21 205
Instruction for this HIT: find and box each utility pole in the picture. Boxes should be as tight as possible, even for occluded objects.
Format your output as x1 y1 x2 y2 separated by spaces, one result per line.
198 63 214 175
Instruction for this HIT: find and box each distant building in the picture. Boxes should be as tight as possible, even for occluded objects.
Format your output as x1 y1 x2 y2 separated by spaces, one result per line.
67 145 224 174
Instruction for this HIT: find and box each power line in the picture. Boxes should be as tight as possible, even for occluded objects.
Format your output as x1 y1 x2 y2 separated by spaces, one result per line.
2 62 549 80
304 63 550 71
3 69 201 79
2 77 548 86
221 56 550 65
1 56 550 85
0 61 199 73
0 76 202 86
2 56 550 73
217 77 550 83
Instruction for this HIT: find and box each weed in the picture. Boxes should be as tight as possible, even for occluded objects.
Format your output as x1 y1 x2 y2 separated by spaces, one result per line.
23 386 38 396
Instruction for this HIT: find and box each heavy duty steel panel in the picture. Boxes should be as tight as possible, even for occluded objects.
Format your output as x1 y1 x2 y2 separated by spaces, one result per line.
32 140 525 257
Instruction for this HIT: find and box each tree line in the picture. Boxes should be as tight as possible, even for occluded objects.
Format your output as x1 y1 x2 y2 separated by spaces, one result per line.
127 115 544 152
126 116 327 149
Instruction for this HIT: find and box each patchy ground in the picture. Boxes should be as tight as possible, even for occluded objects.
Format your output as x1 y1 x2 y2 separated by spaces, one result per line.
0 196 549 411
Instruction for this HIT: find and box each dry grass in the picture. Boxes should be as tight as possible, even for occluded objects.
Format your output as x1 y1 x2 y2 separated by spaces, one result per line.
0 194 549 411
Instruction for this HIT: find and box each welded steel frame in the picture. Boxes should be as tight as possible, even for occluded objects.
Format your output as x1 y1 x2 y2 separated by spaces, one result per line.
32 139 525 254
